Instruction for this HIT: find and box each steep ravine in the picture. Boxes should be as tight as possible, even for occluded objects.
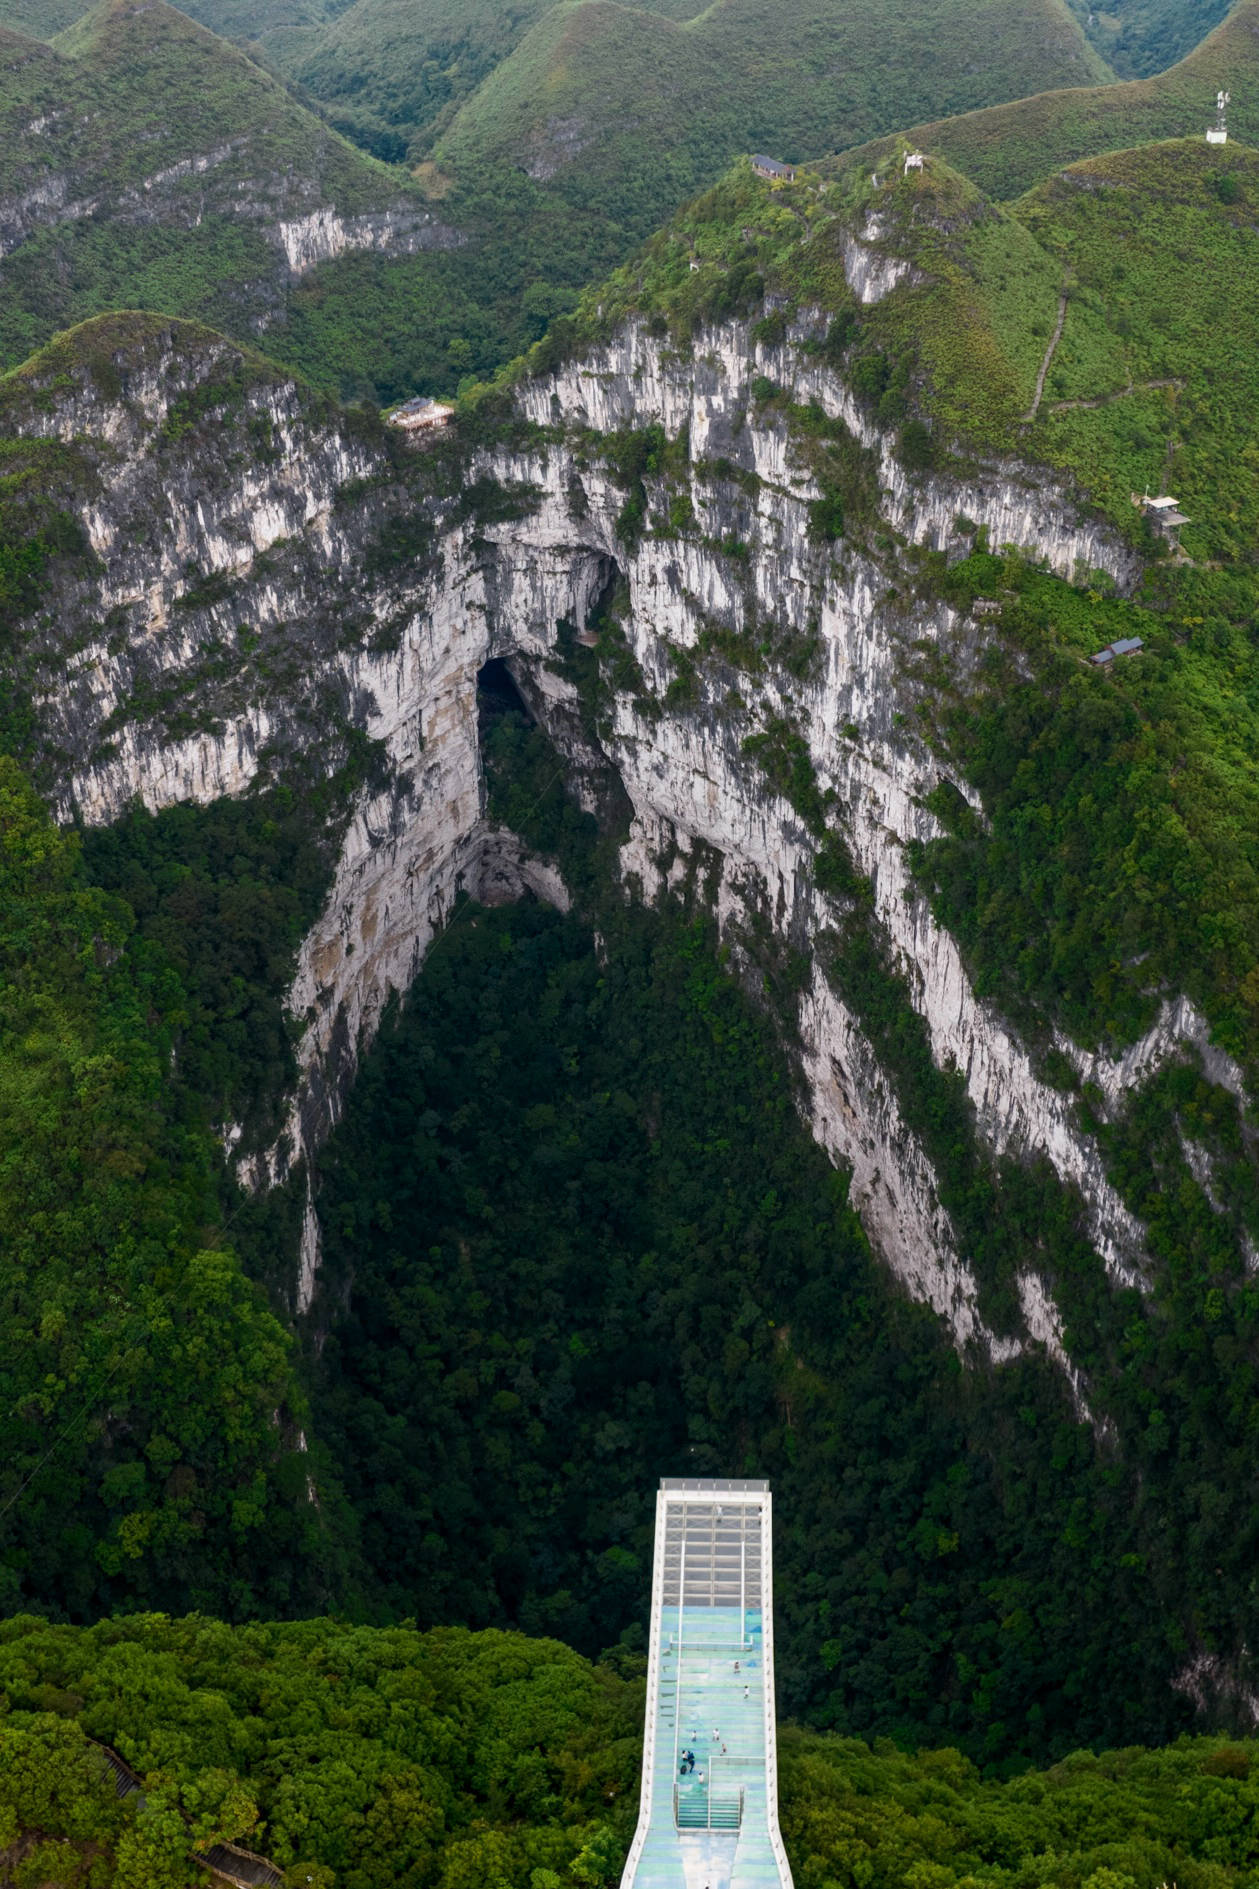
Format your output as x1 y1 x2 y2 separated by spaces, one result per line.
9 313 1248 1372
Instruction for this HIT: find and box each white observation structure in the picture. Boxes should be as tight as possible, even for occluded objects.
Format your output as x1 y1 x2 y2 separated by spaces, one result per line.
619 1478 793 1889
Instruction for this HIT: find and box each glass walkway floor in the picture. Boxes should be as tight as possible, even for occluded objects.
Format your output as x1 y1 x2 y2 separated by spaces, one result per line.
620 1479 793 1889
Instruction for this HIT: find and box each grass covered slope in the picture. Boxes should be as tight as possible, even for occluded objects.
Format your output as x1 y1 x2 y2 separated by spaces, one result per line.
3 0 394 215
439 0 1107 244
0 0 332 39
290 0 708 158
845 0 1259 199
4 1613 1259 1889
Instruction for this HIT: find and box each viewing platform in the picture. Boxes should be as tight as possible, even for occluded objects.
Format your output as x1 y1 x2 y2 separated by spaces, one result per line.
620 1478 793 1889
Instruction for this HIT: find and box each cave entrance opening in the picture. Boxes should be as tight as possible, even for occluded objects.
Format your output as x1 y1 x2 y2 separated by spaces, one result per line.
477 656 532 730
582 556 626 645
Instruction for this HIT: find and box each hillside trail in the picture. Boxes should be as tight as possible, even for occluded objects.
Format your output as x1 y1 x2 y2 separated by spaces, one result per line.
1049 377 1182 414
1023 278 1069 423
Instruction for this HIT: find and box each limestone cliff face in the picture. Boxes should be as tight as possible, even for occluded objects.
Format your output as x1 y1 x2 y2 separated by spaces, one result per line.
0 158 459 298
275 207 465 276
9 313 1247 1360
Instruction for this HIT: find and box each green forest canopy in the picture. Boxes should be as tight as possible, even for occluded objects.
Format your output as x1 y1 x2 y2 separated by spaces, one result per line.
3 1612 1259 1889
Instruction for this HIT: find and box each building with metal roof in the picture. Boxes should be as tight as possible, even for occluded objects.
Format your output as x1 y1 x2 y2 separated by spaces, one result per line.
619 1478 792 1889
750 156 796 182
1134 493 1190 544
1090 635 1144 665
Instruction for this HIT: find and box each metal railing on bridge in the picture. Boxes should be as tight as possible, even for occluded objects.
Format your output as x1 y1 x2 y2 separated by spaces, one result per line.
673 1781 744 1833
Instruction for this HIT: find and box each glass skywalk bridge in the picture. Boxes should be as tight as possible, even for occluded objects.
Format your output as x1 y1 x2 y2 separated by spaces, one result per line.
620 1479 793 1889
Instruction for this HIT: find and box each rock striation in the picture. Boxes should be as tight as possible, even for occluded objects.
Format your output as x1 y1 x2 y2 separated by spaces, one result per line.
7 310 1248 1372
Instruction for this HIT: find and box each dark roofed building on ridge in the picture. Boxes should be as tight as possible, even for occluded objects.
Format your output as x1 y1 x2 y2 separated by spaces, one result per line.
751 154 796 182
1090 635 1144 666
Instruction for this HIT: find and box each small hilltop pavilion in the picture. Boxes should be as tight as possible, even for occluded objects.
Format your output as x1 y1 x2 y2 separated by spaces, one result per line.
1135 492 1190 548
751 155 796 183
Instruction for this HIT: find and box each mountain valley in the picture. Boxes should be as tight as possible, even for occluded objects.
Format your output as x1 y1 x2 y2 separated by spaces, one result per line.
1 1 1259 1884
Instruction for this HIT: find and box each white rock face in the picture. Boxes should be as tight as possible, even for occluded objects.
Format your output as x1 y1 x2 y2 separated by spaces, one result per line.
843 216 919 304
518 316 1140 588
1063 993 1248 1113
1174 1651 1259 1729
275 206 465 275
30 313 1249 1367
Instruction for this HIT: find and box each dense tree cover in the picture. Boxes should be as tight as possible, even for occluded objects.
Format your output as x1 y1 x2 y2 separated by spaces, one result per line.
0 1614 639 1887
23 655 1247 1761
0 759 334 1620
909 551 1259 1078
291 0 559 155
780 1731 1259 1889
4 1614 1259 1888
290 701 1242 1763
81 777 354 1150
1064 0 1233 78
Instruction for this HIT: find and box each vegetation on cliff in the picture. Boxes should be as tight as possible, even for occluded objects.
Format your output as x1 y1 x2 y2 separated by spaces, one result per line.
524 136 1259 1088
0 760 333 1620
0 0 1119 405
295 700 1250 1761
0 0 466 399
1 22 1259 1862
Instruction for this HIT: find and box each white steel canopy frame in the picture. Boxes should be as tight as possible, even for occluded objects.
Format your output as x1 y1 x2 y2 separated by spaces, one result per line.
620 1477 793 1889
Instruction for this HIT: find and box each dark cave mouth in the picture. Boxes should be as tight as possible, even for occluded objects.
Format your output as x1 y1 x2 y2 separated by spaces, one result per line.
477 656 532 732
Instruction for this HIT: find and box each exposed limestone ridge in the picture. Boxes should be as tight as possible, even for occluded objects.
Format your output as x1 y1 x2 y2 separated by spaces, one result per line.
8 311 1246 1392
275 205 466 277
515 311 1140 590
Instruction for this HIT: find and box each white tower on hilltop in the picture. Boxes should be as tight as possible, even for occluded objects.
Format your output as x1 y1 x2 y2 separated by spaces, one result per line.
1207 89 1230 144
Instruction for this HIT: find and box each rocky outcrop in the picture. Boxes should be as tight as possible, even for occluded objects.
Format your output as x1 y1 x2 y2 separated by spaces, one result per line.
276 206 466 276
10 311 1247 1367
0 161 462 283
842 214 920 304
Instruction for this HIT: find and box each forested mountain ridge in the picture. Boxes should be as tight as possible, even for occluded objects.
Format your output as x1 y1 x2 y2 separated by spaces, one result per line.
0 0 1122 404
438 0 1109 191
841 0 1259 197
1 106 1258 1761
0 0 1245 410
0 0 462 388
422 0 1110 366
